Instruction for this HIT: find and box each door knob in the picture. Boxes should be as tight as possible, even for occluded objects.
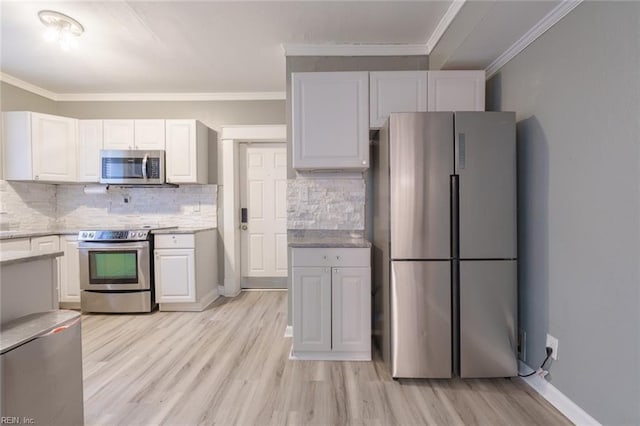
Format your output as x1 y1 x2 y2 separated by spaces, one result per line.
241 224 248 230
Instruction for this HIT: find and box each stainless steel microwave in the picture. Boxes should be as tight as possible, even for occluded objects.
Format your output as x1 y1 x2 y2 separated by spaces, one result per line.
100 150 165 185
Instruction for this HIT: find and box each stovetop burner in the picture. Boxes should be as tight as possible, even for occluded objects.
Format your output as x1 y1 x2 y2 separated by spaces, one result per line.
77 226 176 241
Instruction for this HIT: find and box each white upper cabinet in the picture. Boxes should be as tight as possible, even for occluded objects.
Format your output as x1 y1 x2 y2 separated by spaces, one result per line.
165 120 208 184
2 112 77 182
369 71 428 128
77 120 103 182
103 120 134 150
427 70 485 112
134 119 166 150
292 72 369 170
103 119 165 150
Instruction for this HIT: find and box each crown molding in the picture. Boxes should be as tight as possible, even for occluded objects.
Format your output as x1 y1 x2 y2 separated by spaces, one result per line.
485 0 583 79
281 43 428 57
0 72 285 102
426 0 466 53
55 92 286 102
0 72 59 100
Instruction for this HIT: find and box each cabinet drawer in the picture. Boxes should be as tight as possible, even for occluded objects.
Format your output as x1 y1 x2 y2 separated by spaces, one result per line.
291 248 370 267
154 234 194 249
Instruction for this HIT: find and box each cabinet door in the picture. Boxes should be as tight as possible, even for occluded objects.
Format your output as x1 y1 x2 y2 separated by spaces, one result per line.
332 267 371 353
427 71 485 112
31 113 77 182
370 71 428 128
77 120 103 182
165 120 204 183
60 236 81 303
103 120 134 150
154 248 196 303
0 238 30 252
134 119 165 150
30 235 60 252
292 267 331 352
292 72 369 170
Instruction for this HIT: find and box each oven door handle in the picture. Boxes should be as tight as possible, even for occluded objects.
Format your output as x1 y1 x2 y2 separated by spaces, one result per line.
78 241 149 250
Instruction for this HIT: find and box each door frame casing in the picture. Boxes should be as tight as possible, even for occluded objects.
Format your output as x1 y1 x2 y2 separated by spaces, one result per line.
220 125 287 297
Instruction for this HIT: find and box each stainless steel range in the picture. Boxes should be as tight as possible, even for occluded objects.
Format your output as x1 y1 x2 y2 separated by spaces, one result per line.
78 227 166 313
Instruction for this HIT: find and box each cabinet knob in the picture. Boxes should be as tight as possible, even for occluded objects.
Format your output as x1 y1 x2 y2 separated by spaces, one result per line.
323 255 327 260
362 160 367 165
336 256 341 260
335 269 340 273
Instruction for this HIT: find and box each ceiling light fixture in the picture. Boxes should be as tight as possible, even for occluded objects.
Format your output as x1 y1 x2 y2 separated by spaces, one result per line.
38 10 84 51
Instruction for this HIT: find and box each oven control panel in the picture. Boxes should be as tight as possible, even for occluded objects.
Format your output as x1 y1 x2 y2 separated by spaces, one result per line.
78 230 151 241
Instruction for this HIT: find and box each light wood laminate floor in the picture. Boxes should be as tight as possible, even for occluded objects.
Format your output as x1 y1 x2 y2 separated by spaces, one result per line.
81 291 571 425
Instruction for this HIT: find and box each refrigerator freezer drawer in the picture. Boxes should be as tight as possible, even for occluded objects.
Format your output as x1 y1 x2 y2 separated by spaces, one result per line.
391 261 452 378
459 260 518 378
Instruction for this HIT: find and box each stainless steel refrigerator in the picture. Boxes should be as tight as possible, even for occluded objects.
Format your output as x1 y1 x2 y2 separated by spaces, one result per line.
372 111 518 378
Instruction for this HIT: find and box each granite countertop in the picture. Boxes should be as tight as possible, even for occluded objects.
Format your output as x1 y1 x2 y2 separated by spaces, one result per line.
288 230 372 248
1 310 81 354
0 226 217 240
0 249 64 266
152 227 216 235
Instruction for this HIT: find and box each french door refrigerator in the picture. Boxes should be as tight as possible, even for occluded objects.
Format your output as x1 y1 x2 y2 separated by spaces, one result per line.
372 111 518 378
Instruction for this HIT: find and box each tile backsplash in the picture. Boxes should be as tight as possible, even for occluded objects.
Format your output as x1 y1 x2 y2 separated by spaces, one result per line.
287 177 365 230
56 184 217 229
0 180 217 231
0 181 57 231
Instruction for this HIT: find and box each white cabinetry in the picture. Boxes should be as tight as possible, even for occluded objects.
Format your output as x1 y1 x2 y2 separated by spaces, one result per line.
30 235 61 304
154 230 218 311
369 71 428 128
292 72 369 170
59 235 81 306
134 119 166 150
103 119 165 150
0 238 31 252
291 247 371 360
165 120 208 184
2 112 77 182
103 120 134 150
30 235 60 253
77 120 103 182
427 70 485 112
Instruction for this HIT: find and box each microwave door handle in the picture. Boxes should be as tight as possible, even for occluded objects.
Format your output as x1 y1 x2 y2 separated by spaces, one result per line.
142 154 148 180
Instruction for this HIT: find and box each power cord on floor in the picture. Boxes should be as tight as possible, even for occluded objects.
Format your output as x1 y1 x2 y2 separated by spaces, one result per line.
518 346 553 377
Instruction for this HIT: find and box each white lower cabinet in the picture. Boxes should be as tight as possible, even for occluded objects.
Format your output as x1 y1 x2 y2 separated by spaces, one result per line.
292 247 371 360
59 235 81 305
154 230 218 311
155 248 195 303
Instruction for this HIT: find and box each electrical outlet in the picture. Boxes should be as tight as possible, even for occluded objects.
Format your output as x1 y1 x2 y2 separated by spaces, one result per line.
518 328 526 362
546 333 559 360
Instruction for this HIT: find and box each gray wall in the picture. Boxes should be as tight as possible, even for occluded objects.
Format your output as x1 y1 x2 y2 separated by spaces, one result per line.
486 2 639 424
1 82 58 113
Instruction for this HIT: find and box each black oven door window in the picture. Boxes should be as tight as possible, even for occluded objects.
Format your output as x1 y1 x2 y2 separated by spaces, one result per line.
88 251 138 284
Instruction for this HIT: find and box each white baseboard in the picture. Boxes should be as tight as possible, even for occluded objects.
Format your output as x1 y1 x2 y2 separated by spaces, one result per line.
284 325 293 338
289 346 371 361
518 361 601 425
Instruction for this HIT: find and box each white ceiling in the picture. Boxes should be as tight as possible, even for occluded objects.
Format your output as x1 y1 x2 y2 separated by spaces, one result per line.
0 1 566 98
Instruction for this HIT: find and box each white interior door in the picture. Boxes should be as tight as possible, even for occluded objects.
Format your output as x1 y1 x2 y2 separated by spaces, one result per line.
240 143 287 285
